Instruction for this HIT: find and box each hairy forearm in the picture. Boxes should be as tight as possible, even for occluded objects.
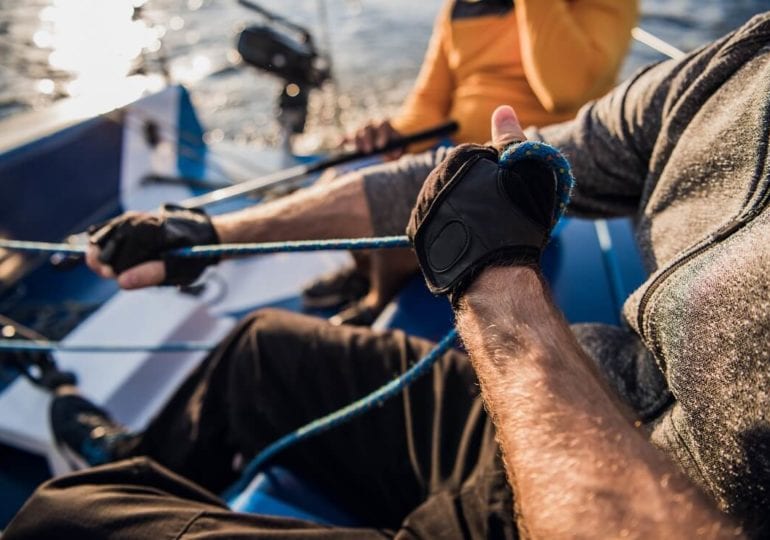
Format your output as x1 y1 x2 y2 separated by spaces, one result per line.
456 266 740 539
212 171 373 244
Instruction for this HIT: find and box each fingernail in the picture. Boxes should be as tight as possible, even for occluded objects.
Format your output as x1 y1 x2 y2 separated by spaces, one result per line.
499 120 519 133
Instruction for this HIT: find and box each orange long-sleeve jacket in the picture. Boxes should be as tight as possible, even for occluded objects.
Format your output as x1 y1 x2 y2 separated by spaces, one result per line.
391 0 639 146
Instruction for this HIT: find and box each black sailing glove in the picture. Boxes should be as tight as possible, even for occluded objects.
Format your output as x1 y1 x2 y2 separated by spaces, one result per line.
406 141 572 303
88 204 220 286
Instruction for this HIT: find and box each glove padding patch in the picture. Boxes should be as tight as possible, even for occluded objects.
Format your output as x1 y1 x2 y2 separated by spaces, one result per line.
408 142 570 301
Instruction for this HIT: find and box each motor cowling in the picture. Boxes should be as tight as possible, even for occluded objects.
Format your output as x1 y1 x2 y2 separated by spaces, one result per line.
237 25 330 134
237 25 329 88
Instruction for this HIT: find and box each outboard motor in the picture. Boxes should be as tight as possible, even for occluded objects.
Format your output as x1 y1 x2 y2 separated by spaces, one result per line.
236 0 331 135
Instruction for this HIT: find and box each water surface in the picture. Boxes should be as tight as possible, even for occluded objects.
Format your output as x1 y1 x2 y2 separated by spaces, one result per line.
0 0 767 147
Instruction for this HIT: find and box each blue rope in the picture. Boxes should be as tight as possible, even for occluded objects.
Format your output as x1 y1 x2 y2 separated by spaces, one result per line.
0 239 87 255
0 339 215 353
499 140 575 224
0 236 411 257
227 328 459 510
175 236 411 257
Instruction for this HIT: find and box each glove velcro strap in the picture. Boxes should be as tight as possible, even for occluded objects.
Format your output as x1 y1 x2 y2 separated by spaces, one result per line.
412 155 548 296
160 205 220 286
88 204 220 286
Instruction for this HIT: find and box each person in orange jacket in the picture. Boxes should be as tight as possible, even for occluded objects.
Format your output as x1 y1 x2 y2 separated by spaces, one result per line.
351 0 639 152
306 0 639 324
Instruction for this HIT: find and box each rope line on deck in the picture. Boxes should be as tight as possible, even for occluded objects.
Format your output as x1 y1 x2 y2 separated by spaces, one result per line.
0 339 215 353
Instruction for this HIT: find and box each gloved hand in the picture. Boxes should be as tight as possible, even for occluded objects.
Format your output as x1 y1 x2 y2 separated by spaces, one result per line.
88 204 220 286
407 107 572 303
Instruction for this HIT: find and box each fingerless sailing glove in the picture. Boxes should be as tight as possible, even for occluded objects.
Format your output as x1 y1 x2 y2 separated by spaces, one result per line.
89 204 220 286
407 141 573 302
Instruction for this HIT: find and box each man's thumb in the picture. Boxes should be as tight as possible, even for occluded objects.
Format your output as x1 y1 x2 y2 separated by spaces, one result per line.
491 105 526 149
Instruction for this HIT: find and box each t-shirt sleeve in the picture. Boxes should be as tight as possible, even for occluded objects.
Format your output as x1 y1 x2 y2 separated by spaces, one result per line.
362 148 450 236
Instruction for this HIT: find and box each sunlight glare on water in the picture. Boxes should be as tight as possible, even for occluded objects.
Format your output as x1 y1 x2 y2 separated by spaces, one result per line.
34 0 160 98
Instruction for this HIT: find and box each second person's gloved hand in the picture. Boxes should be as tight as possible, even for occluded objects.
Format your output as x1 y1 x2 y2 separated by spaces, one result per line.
87 204 220 288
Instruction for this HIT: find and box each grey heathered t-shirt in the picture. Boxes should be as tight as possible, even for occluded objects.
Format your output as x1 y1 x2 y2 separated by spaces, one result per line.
362 12 770 533
533 14 770 533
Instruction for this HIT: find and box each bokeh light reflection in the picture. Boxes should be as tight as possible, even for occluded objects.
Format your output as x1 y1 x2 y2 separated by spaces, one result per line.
35 0 156 98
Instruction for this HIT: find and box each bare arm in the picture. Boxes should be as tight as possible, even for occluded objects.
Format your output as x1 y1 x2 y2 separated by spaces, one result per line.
216 146 446 243
212 171 372 243
87 170 372 288
455 266 741 538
